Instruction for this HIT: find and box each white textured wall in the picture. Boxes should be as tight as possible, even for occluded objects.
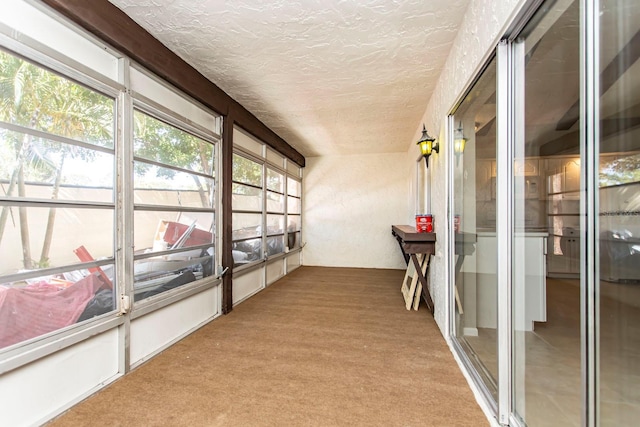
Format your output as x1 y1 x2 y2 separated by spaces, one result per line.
409 0 527 334
303 153 407 269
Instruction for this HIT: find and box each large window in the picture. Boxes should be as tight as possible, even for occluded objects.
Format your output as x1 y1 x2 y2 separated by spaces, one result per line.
287 176 302 250
232 153 263 266
232 132 303 269
266 167 285 256
0 49 116 349
451 57 498 398
0 42 221 353
132 109 216 301
511 2 582 425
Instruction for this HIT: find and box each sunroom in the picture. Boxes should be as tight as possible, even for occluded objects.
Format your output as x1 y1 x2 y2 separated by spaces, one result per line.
1 0 639 426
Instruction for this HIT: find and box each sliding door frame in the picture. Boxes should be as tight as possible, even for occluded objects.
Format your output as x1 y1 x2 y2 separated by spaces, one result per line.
448 0 602 425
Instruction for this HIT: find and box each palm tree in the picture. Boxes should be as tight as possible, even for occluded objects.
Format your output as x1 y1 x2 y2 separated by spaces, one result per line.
0 50 114 269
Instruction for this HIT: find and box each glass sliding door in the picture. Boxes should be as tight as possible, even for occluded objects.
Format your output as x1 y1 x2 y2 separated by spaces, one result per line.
597 1 640 424
452 58 499 400
511 1 584 426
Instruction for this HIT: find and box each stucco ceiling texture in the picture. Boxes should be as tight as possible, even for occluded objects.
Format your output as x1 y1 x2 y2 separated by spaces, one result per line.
108 0 470 157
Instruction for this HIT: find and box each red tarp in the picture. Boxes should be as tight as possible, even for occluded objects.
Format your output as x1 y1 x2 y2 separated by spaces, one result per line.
0 274 105 349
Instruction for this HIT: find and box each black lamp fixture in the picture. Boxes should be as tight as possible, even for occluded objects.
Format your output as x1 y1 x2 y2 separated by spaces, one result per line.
417 124 439 168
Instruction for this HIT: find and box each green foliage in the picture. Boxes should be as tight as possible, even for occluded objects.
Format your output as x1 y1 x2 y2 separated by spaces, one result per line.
600 154 640 187
232 154 262 190
0 51 114 146
133 110 213 178
0 50 114 183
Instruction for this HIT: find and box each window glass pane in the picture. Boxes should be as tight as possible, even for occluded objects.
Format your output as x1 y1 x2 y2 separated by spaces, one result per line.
266 148 284 169
267 191 284 213
0 50 114 148
287 196 301 214
287 231 300 250
134 211 214 254
0 129 114 203
233 154 262 187
232 183 262 211
0 206 113 274
512 2 582 426
287 214 301 233
451 56 498 398
133 110 214 175
130 68 218 133
134 162 214 208
267 168 283 192
287 161 301 177
0 265 115 349
233 128 263 156
598 1 640 425
287 177 301 197
266 235 284 256
232 213 261 240
232 238 262 266
134 248 213 300
267 214 284 235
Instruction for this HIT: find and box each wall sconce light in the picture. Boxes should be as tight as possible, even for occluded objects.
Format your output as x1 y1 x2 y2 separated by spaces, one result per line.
417 125 439 168
454 122 467 165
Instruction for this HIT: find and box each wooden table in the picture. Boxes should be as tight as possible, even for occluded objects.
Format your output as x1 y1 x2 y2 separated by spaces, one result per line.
391 225 436 313
392 225 477 315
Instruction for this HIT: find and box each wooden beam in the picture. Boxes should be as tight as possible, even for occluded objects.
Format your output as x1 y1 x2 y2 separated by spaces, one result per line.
222 115 234 313
40 0 305 167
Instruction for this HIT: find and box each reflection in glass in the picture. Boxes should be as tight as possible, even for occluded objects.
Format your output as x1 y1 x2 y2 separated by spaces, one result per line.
451 57 498 397
512 2 581 426
598 1 640 424
0 265 116 350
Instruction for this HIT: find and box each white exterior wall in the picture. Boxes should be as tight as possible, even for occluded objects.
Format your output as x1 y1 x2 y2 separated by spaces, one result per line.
410 0 528 334
303 153 407 269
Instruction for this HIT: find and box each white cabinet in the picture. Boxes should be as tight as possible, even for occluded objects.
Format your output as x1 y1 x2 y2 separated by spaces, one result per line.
514 233 548 331
475 232 547 331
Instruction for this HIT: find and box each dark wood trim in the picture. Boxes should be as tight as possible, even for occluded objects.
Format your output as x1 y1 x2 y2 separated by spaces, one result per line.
391 225 436 316
40 0 305 167
391 225 437 244
410 253 433 314
221 115 234 313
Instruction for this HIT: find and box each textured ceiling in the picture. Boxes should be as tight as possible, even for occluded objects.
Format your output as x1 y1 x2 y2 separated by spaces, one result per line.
108 0 470 157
